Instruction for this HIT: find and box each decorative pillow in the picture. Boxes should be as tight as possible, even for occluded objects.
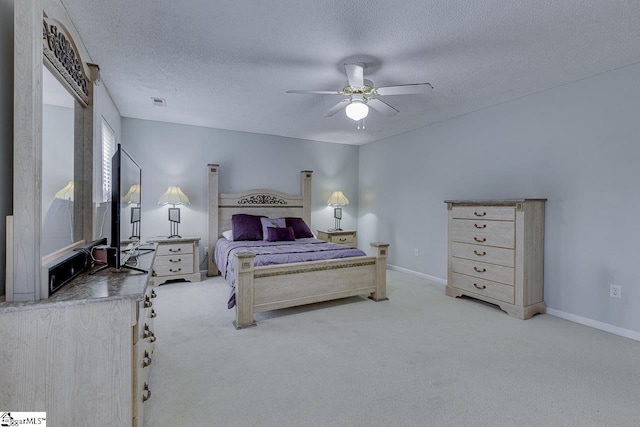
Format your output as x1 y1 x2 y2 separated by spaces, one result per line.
267 226 295 242
284 217 314 238
260 217 286 240
222 230 233 241
231 214 265 241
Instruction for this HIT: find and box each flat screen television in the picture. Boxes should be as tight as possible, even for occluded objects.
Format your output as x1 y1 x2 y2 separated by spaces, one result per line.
94 144 147 273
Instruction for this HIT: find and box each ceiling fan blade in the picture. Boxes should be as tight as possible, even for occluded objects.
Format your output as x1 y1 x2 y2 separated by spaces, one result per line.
367 98 399 116
323 99 350 117
286 90 343 95
375 83 433 96
344 64 364 88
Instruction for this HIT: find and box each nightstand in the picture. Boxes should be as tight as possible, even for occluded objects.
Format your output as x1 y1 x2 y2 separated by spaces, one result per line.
146 236 201 286
316 230 357 248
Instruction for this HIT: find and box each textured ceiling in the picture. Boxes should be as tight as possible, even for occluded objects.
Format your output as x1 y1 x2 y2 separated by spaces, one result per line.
60 0 640 145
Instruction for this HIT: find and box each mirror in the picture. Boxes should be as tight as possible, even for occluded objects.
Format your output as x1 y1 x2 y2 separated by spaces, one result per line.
41 64 79 256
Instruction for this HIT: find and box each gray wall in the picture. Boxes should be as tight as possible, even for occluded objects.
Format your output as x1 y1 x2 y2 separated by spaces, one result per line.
121 118 360 262
0 0 14 296
359 62 640 334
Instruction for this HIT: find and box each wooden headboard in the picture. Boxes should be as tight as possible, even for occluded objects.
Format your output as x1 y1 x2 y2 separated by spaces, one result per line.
207 165 313 275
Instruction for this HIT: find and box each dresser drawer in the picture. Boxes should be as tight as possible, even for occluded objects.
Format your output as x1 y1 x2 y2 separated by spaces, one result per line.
451 257 514 285
156 243 194 256
450 272 514 304
451 242 515 267
153 254 194 276
451 206 515 221
450 219 515 248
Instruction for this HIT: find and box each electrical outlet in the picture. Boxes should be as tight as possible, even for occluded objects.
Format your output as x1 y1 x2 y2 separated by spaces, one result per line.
414 248 419 257
204 248 209 257
610 284 621 299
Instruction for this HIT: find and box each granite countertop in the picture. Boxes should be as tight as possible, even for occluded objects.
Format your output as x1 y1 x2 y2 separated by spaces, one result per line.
0 249 155 313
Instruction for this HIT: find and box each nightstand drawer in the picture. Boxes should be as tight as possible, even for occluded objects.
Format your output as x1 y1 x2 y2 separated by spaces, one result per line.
154 255 194 276
328 234 355 245
156 243 193 256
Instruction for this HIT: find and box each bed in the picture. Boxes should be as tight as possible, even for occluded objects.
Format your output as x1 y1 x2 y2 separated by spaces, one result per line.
207 165 389 329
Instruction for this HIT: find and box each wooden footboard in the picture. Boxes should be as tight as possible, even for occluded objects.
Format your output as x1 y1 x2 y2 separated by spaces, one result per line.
233 242 389 329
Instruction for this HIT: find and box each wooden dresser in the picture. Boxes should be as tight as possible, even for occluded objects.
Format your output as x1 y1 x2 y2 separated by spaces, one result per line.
445 199 546 319
0 252 157 426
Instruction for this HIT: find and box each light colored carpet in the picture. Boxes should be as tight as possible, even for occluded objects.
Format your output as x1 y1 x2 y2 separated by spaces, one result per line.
143 271 639 427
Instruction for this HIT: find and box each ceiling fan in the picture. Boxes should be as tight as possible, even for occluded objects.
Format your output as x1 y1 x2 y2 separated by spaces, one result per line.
286 63 433 122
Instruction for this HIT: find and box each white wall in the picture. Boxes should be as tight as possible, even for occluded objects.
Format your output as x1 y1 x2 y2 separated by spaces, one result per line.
359 63 640 335
0 0 14 296
121 118 360 264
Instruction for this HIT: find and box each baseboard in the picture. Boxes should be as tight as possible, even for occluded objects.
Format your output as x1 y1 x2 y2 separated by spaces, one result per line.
387 264 447 286
546 308 640 342
387 265 639 342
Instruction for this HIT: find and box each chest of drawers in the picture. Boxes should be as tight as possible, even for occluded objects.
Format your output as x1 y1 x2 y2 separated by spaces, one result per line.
445 199 546 319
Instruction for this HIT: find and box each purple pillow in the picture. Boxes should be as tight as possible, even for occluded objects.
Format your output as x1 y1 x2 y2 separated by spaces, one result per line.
285 217 314 238
260 217 286 240
267 226 296 242
231 214 266 241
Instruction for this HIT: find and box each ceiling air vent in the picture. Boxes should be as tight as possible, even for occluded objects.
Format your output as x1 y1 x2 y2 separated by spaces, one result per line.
152 97 166 107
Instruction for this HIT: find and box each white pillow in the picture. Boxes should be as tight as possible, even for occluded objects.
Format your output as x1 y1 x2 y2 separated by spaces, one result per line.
222 230 233 241
260 217 285 240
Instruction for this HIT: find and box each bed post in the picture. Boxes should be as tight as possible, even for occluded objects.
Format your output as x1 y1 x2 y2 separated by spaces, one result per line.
234 252 257 329
301 170 313 226
370 242 390 302
207 164 219 276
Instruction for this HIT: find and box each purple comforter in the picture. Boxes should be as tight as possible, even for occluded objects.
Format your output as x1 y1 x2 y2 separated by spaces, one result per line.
214 237 366 308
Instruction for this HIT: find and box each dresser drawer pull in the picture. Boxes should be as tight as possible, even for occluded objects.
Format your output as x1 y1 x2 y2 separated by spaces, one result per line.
150 289 157 299
474 267 487 273
473 211 486 217
144 296 153 308
339 238 347 242
169 258 182 263
143 324 156 343
142 383 151 402
474 250 486 256
169 248 182 253
151 309 157 318
474 223 486 229
474 237 486 243
143 350 152 368
473 283 487 290
169 268 182 273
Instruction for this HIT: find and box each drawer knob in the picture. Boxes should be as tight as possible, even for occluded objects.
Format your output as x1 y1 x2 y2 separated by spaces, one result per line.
473 283 487 290
142 383 151 402
474 250 486 256
169 268 182 273
474 223 486 229
169 258 182 263
143 324 156 342
474 237 486 243
474 267 487 273
473 211 486 217
169 248 182 253
143 350 152 368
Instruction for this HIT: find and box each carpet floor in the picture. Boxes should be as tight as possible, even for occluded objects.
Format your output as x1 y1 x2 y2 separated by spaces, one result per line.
143 270 639 427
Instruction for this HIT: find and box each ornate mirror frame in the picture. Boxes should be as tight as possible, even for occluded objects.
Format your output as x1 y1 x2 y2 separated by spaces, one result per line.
10 0 99 301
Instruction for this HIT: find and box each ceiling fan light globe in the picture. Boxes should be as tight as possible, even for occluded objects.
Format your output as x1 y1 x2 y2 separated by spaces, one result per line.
345 101 369 121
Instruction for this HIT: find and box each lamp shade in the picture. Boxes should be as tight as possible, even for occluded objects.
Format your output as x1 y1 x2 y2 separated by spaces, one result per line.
54 180 74 201
158 186 190 206
345 101 369 121
327 191 349 206
122 184 141 204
